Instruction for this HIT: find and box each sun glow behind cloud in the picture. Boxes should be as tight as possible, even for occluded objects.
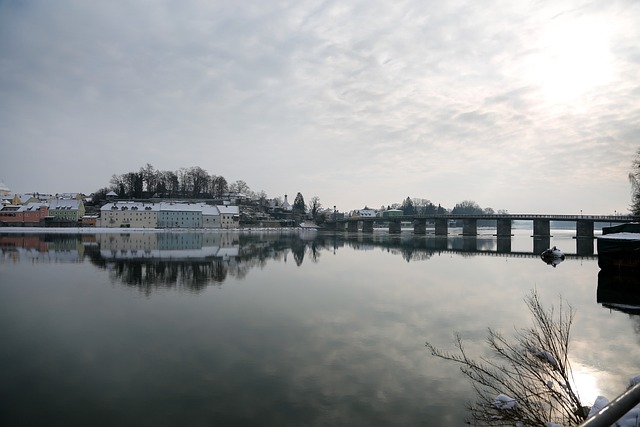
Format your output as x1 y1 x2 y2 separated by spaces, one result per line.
531 17 615 103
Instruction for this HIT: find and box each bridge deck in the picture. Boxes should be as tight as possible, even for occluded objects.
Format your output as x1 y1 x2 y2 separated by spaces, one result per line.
328 214 637 223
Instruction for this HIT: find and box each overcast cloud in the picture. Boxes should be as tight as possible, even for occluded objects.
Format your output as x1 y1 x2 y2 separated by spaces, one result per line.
1 0 639 213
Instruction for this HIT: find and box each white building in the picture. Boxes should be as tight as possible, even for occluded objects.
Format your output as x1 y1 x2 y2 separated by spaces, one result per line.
99 202 159 228
350 208 377 218
281 195 292 211
201 204 220 228
98 201 239 229
216 205 240 229
157 202 202 228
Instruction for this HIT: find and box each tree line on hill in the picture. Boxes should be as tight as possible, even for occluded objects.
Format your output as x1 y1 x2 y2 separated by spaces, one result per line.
92 163 263 202
90 164 317 223
90 164 507 221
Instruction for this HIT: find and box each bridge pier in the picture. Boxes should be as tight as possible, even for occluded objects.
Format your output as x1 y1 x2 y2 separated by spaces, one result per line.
576 219 594 239
533 236 551 254
413 219 427 235
533 219 551 237
497 237 511 253
435 237 448 250
496 219 512 237
576 238 594 256
462 219 477 236
435 218 448 236
362 221 374 233
389 220 401 234
463 237 477 251
347 221 358 232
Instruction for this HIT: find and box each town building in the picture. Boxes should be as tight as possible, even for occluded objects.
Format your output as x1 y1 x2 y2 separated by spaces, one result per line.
81 215 99 227
350 208 377 218
216 205 240 229
281 194 292 211
48 199 86 223
157 202 203 228
99 202 159 228
98 201 239 229
0 203 49 225
379 209 403 218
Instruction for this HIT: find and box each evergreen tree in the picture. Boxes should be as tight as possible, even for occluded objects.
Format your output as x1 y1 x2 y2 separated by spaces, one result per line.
293 192 306 215
401 197 415 215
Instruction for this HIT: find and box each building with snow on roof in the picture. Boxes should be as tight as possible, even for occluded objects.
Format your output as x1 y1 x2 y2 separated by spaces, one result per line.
157 202 203 228
48 199 85 223
215 205 240 229
0 203 49 225
99 202 159 228
350 208 377 218
97 202 239 229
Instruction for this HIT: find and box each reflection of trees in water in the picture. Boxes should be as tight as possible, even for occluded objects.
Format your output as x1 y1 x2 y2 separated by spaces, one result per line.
10 231 511 294
342 235 435 263
108 259 228 295
88 232 331 293
292 239 305 266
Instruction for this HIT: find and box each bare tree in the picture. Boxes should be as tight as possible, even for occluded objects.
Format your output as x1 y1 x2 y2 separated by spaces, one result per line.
140 163 157 196
452 200 484 215
229 180 250 195
630 148 640 215
186 166 210 197
309 196 321 219
210 175 228 198
426 290 588 426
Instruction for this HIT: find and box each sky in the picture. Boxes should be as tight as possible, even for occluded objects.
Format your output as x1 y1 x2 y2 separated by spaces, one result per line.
1 0 639 214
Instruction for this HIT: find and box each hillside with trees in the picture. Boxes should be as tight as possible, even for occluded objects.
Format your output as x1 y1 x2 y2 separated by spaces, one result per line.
90 164 514 226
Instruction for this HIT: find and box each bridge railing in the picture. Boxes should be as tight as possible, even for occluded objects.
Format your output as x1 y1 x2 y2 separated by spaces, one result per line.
331 214 638 222
579 381 640 427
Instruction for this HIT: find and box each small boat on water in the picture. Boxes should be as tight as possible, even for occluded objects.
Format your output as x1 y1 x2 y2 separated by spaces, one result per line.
540 246 565 267
597 223 640 271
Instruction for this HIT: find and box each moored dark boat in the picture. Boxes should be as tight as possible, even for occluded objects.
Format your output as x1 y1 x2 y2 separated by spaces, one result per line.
597 270 640 314
597 223 640 271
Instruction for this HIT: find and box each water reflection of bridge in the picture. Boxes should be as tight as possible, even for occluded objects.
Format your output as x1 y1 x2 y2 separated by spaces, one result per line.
422 249 596 260
325 213 637 238
328 232 598 256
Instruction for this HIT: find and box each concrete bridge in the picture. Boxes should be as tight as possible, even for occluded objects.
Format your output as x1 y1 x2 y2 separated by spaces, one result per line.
324 213 638 238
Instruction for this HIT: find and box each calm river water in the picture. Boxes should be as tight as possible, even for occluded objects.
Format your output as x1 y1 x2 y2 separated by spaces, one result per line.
1 227 639 426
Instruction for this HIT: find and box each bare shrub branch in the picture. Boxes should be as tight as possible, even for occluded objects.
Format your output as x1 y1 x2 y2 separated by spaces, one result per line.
425 290 587 426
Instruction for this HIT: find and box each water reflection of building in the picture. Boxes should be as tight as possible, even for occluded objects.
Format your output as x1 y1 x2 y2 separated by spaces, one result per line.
0 234 85 263
96 233 239 261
